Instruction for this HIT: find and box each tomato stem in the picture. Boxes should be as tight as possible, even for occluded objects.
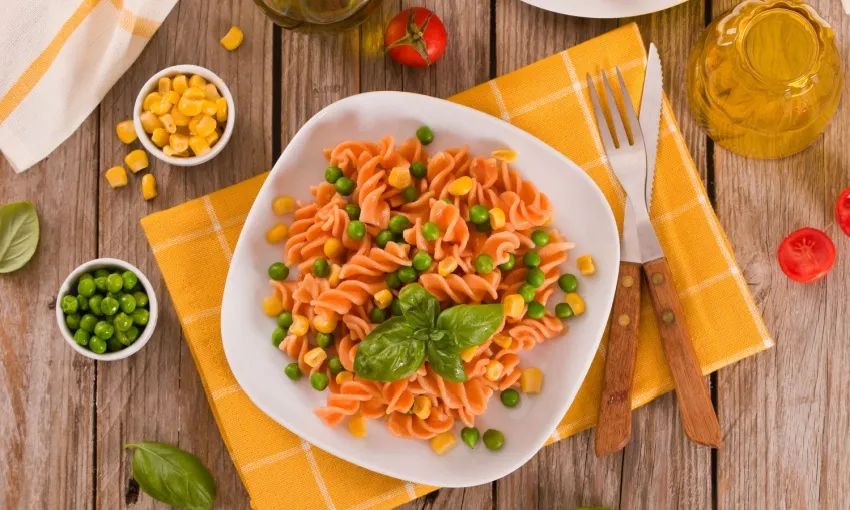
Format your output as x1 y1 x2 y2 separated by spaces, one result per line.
386 9 433 65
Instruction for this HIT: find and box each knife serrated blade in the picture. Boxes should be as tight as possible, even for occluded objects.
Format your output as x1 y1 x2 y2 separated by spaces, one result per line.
640 44 663 211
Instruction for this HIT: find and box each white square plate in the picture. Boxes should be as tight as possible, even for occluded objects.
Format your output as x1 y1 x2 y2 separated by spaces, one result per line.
221 91 619 488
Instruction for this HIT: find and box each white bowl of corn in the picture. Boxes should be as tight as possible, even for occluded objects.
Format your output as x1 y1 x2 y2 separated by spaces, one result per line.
133 64 235 167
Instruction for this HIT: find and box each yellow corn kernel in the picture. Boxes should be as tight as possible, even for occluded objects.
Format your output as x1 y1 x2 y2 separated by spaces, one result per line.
188 114 201 135
220 26 244 51
201 99 218 117
304 347 327 368
460 346 478 362
104 166 128 188
388 166 411 189
485 360 504 382
437 256 458 277
312 314 338 334
272 196 295 215
139 111 162 134
564 293 585 316
164 90 180 105
374 289 393 309
169 133 189 153
177 87 205 117
503 294 524 319
204 83 221 100
157 76 171 94
189 74 207 89
124 149 149 173
215 98 228 123
266 223 289 243
141 173 157 200
328 264 342 288
169 106 190 127
413 395 432 420
188 136 211 157
447 176 473 196
489 208 506 229
205 129 221 146
492 333 512 349
577 254 596 276
142 92 162 111
159 113 177 134
195 115 217 137
162 145 178 157
323 238 344 258
491 148 517 162
172 74 188 95
115 119 137 144
289 314 309 336
348 413 367 438
335 371 353 384
542 216 553 227
430 432 457 455
150 128 169 148
520 367 543 394
150 95 172 115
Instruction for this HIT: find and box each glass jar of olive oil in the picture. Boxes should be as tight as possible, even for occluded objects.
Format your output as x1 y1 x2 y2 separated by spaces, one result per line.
254 0 384 32
687 0 842 159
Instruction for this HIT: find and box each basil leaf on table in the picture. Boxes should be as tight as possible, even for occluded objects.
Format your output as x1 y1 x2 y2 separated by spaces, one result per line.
0 201 39 274
398 283 440 330
427 341 467 383
124 441 216 510
354 317 427 382
436 303 504 350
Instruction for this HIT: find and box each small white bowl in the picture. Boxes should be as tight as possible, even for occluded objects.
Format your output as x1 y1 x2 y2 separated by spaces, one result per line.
134 64 235 167
56 258 159 361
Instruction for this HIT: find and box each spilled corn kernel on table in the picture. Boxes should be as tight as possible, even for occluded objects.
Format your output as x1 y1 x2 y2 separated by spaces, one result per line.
3 0 850 508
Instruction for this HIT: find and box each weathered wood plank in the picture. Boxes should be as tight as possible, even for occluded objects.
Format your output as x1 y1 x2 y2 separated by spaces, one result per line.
0 114 98 510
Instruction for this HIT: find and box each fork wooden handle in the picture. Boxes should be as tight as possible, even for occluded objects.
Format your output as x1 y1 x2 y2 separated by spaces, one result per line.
595 261 642 456
643 257 722 448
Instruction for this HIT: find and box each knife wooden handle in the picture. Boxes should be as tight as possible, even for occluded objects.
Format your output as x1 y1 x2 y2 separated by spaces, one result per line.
643 257 722 448
595 261 642 456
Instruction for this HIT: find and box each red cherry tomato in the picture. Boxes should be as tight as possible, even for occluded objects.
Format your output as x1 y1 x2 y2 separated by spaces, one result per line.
836 186 850 237
384 8 447 67
777 227 836 283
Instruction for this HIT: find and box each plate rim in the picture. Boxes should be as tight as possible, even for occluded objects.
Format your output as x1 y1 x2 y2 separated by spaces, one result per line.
520 0 688 19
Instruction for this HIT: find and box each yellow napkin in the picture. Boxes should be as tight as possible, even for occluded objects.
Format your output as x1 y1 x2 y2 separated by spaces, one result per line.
141 24 771 510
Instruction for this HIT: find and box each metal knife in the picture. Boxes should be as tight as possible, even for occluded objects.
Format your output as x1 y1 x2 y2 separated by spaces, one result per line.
640 44 663 210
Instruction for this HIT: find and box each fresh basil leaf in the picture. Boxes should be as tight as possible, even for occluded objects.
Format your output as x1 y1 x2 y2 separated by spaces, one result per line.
124 441 216 510
354 317 427 382
436 304 504 350
427 342 467 383
398 283 439 330
429 329 446 344
0 201 39 274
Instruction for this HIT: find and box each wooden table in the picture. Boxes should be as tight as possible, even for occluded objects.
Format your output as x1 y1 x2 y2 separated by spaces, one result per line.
2 0 848 508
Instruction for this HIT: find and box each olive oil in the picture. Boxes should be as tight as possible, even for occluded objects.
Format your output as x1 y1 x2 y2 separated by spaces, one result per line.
687 0 842 159
254 0 384 32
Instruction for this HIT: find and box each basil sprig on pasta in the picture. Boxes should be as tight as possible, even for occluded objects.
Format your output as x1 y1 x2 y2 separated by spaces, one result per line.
354 284 504 383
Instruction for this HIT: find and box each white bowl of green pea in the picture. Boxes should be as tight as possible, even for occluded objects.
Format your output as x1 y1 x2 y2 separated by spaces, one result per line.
56 258 158 360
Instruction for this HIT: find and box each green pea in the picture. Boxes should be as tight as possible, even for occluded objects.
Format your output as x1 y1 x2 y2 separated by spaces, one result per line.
416 126 434 145
335 177 355 196
475 221 492 234
106 291 124 301
558 273 578 293
79 272 94 281
284 363 302 381
114 313 133 332
61 295 79 314
385 271 402 289
499 253 516 271
370 307 386 324
115 329 133 347
390 298 403 316
94 276 108 293
88 295 104 316
531 230 550 247
518 284 536 303
375 230 394 248
65 313 81 331
105 274 122 293
100 296 119 316
89 337 107 354
310 372 329 391
328 356 344 375
104 313 116 323
421 221 439 241
397 266 418 284
412 251 433 271
278 311 294 329
325 165 343 184
483 429 505 451
401 186 419 203
344 203 361 220
74 329 90 346
132 308 150 326
122 271 138 291
133 291 149 308
555 303 574 319
119 294 137 314
316 332 334 348
526 301 545 319
106 336 124 352
80 314 98 333
271 327 286 347
461 427 480 449
312 258 330 277
475 254 494 275
500 388 520 408
469 205 489 224
347 220 366 241
94 268 110 279
268 262 289 280
389 215 411 234
77 295 89 312
77 278 96 298
526 268 545 288
410 161 427 179
523 251 541 268
94 321 115 340
125 327 140 343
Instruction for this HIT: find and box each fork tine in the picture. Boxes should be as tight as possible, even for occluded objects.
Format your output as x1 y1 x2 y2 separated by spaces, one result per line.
586 74 616 154
615 67 643 147
600 71 629 148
